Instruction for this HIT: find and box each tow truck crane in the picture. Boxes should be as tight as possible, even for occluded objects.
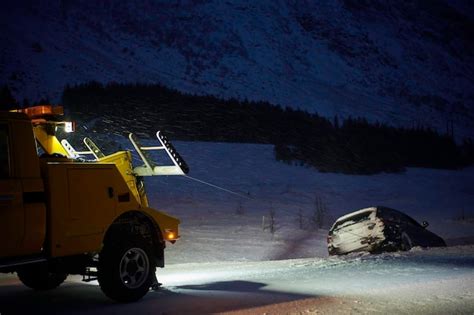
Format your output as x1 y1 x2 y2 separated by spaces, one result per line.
0 105 188 302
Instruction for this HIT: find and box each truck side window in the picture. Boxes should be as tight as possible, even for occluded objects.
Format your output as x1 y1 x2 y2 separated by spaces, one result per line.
35 139 45 156
0 124 10 178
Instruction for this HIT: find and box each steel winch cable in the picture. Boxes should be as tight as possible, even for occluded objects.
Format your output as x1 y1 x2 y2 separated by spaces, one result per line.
183 175 253 200
181 176 320 219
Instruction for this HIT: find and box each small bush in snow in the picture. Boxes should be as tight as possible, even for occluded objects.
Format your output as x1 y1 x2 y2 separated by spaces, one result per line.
262 208 277 235
269 208 276 235
297 208 304 230
312 195 325 229
236 200 245 215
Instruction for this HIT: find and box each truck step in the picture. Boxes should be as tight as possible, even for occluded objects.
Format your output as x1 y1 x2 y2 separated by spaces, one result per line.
0 255 47 270
82 268 98 282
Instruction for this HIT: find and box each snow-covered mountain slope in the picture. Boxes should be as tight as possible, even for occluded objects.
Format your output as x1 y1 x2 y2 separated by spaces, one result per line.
1 1 474 138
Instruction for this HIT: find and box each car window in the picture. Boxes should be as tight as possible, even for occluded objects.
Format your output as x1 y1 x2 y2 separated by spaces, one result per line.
400 214 422 227
378 207 421 227
0 123 10 178
377 208 399 223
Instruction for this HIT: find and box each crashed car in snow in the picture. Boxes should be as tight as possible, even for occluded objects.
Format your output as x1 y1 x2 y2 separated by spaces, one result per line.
327 206 446 255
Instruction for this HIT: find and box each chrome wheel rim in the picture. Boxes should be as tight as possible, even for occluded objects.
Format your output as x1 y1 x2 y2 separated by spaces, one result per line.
119 247 149 289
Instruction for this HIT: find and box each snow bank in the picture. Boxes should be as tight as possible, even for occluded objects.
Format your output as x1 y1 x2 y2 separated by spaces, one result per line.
95 137 474 264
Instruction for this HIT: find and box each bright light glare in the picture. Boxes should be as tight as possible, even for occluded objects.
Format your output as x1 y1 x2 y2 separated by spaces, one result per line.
159 271 215 285
165 229 176 240
65 122 74 133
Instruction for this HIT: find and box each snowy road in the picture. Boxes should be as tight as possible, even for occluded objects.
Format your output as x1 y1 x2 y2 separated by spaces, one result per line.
1 246 473 314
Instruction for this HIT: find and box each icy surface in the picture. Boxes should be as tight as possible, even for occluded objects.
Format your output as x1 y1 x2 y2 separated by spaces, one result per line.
0 246 473 314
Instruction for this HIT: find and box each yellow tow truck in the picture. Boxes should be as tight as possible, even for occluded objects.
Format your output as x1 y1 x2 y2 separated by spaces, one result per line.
0 105 188 302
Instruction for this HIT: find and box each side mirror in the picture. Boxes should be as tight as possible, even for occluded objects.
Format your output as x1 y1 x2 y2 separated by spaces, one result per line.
422 221 429 228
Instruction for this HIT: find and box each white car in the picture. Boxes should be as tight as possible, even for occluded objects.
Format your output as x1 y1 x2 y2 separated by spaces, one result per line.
327 206 446 255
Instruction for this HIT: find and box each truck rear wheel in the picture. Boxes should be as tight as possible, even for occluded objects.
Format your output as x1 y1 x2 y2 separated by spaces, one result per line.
98 234 156 302
17 264 68 290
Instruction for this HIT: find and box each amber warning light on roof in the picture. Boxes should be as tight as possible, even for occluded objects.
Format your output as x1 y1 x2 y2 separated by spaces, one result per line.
10 105 75 132
10 105 64 118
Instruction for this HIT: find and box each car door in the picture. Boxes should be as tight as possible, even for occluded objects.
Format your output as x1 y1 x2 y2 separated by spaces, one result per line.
377 208 402 241
0 122 25 258
397 212 429 247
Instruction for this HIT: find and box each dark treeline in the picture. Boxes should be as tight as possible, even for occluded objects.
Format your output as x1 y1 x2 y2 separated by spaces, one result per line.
0 85 51 110
62 82 474 174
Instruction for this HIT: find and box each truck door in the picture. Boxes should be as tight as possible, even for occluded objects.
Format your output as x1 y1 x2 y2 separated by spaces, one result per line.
0 122 25 258
0 119 46 258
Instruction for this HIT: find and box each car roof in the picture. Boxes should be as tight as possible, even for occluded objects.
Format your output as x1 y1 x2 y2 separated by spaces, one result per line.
376 206 405 216
334 206 377 224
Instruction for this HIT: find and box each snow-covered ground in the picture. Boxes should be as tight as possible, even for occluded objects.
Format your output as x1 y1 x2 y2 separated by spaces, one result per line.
1 138 473 313
135 140 474 264
1 246 473 314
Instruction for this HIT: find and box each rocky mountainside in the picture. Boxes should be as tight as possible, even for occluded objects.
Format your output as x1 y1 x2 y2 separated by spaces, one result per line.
1 0 473 138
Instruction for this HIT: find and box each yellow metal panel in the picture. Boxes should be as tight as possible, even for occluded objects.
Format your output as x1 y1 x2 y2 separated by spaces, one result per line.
47 162 142 257
33 125 69 156
0 179 25 257
67 167 116 234
45 164 69 257
22 202 46 253
21 178 44 191
98 151 143 206
21 178 46 254
12 121 41 179
0 119 45 257
141 207 181 241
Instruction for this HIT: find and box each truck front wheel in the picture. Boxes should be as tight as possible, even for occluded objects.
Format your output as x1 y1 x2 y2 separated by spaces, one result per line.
98 234 156 302
17 264 68 290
